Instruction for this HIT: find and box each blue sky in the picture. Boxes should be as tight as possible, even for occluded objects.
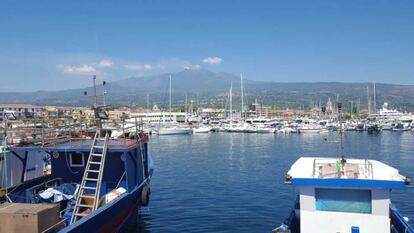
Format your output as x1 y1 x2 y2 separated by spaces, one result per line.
0 0 413 91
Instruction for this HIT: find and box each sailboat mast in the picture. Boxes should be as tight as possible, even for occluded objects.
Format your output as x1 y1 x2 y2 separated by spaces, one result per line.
241 74 244 120
230 82 233 121
367 86 371 115
169 75 172 122
373 81 376 114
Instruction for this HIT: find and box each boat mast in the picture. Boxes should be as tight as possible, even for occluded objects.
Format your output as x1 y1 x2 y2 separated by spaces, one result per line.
146 93 149 111
373 81 377 114
338 102 346 165
241 73 244 121
92 75 102 129
169 75 172 122
229 81 233 121
185 93 188 122
367 86 371 115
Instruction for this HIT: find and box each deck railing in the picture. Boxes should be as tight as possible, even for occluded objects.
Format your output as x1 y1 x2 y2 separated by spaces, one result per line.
312 158 374 179
0 115 146 147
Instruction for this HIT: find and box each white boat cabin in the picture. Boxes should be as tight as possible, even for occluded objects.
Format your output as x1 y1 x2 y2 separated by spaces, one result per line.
286 157 411 233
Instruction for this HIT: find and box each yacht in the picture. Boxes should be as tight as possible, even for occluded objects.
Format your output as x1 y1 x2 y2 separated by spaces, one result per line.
368 102 404 121
193 125 211 133
156 125 192 135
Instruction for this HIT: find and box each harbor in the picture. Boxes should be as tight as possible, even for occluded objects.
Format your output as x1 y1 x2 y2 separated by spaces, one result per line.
2 1 414 232
1 77 414 232
138 131 414 232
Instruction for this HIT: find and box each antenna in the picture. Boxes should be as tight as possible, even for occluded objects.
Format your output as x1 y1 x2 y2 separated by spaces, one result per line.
102 81 107 107
85 75 108 130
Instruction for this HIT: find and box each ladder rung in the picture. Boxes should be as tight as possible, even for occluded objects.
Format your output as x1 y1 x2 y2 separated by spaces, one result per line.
74 213 89 217
89 161 102 165
86 169 100 173
91 153 103 156
93 145 104 149
79 195 96 199
81 186 97 190
84 178 99 182
77 204 94 208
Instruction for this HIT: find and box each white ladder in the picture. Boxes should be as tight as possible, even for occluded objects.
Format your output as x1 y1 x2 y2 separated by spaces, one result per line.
71 131 109 223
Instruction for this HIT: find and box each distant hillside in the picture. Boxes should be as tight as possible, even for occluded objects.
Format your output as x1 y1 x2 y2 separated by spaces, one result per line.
1 69 414 111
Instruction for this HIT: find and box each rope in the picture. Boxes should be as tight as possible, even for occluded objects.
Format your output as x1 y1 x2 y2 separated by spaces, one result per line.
115 171 126 190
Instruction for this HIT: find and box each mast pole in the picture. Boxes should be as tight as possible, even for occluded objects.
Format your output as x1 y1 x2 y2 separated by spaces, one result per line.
230 82 233 121
241 73 244 121
92 75 102 130
93 75 98 108
185 93 188 122
373 81 377 114
169 75 172 122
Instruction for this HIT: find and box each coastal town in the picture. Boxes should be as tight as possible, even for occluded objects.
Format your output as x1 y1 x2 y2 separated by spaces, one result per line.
1 96 413 143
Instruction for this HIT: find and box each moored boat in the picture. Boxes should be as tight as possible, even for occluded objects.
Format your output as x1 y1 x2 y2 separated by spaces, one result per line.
273 157 413 233
156 126 192 135
193 125 211 133
0 127 153 232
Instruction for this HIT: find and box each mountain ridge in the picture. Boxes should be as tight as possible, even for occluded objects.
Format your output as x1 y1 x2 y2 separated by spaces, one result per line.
1 69 414 111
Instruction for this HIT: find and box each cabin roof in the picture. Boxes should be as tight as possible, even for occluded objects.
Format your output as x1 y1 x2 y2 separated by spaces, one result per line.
287 157 409 189
9 138 145 153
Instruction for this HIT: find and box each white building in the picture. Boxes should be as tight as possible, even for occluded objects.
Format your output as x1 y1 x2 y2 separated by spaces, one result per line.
130 112 187 124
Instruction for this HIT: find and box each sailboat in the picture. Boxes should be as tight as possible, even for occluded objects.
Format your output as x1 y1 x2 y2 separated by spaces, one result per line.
156 75 192 135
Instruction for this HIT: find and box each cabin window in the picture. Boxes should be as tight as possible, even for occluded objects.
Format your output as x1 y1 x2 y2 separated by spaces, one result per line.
69 152 85 167
315 188 372 214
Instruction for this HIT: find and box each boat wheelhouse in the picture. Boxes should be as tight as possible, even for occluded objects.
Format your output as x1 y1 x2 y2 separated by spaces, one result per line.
275 157 413 233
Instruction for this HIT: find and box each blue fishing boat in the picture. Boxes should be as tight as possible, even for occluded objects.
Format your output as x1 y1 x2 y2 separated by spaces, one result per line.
0 129 153 232
0 76 154 232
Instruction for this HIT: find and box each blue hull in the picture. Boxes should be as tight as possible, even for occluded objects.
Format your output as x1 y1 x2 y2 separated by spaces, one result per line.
278 196 413 233
61 183 145 233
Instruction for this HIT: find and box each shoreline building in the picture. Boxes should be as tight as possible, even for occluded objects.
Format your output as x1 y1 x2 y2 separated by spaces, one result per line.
0 104 43 122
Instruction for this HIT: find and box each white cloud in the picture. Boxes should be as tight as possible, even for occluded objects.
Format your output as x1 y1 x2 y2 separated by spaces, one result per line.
97 59 113 68
184 64 201 70
57 64 98 75
124 63 165 71
202 56 222 65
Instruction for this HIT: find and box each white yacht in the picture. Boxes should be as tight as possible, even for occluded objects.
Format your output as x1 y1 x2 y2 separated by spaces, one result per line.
156 126 192 135
193 125 211 133
298 125 325 133
368 102 405 121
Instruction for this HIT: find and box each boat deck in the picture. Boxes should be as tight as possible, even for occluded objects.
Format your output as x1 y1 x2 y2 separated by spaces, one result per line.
288 157 406 182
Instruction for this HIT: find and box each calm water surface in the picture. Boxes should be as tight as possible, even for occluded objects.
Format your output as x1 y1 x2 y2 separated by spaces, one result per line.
134 132 414 233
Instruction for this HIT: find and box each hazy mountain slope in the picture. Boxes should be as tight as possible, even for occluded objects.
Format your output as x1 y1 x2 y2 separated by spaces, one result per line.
1 69 414 111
